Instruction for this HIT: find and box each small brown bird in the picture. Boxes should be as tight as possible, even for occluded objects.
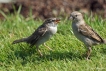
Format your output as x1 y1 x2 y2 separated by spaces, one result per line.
69 11 106 60
13 18 60 56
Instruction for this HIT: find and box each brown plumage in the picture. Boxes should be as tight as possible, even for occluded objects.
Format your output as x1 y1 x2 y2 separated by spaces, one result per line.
78 24 104 43
13 18 60 56
69 11 106 60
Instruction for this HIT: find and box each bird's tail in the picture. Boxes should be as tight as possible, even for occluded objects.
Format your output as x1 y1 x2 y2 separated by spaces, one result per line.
103 39 106 44
12 38 27 44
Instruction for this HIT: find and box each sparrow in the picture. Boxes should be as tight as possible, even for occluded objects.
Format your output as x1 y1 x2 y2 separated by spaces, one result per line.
12 18 60 56
69 11 106 60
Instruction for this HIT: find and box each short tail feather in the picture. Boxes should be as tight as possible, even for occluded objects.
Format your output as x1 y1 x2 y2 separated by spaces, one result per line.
12 38 27 44
103 39 106 44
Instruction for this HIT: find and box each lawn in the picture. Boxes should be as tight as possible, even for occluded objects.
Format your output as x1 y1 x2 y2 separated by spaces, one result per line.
0 13 106 71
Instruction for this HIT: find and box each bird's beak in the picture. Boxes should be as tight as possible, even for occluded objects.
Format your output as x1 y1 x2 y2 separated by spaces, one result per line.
55 19 60 24
68 15 73 20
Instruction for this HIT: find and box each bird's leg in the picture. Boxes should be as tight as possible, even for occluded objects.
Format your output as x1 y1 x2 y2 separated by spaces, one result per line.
36 46 43 56
43 43 52 50
86 47 92 60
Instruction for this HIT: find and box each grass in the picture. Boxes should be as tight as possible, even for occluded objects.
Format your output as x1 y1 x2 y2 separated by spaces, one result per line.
0 13 106 71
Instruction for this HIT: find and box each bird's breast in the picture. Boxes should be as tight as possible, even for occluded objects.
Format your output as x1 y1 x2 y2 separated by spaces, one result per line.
72 23 84 41
72 23 96 46
49 26 57 34
72 23 78 33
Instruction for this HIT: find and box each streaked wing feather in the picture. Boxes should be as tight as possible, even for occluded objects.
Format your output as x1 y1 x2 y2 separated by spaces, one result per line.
27 25 48 46
78 24 103 42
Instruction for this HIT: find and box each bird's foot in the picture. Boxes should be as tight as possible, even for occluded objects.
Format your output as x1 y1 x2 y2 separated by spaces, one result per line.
86 57 90 60
47 46 53 51
43 43 53 51
38 49 43 57
39 53 43 57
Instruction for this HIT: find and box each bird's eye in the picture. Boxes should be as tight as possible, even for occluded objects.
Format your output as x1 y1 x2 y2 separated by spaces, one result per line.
52 20 55 22
75 15 77 17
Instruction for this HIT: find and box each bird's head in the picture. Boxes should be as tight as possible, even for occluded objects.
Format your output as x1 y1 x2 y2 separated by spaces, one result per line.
69 11 83 22
44 18 60 26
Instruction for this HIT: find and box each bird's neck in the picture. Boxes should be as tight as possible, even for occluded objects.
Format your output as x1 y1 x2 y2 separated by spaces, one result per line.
73 19 85 25
47 23 57 27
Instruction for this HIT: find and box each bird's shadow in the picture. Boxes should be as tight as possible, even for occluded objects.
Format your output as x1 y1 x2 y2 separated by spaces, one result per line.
14 45 37 59
42 51 84 61
14 46 83 64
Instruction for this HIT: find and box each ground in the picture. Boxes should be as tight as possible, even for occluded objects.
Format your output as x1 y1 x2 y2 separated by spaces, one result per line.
0 13 106 71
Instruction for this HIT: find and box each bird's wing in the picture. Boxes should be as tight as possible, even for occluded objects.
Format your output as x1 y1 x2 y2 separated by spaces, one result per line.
27 24 48 46
78 24 103 42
